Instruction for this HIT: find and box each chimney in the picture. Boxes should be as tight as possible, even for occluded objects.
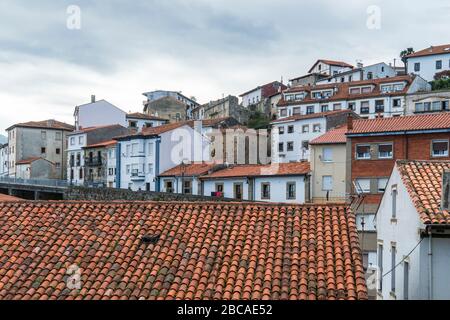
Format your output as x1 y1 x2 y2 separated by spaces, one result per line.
347 114 353 130
91 95 96 103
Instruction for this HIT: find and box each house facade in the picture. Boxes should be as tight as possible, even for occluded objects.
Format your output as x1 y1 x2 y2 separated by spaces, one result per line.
115 122 204 192
405 90 450 115
15 157 56 180
377 160 450 300
67 125 129 186
200 162 310 203
82 140 118 188
346 113 450 274
310 125 348 203
193 95 249 124
126 113 168 131
239 81 287 111
277 75 430 120
159 162 215 195
0 143 8 177
74 96 128 130
405 44 450 81
106 142 118 188
308 59 354 76
271 110 356 163
142 90 200 121
6 120 74 180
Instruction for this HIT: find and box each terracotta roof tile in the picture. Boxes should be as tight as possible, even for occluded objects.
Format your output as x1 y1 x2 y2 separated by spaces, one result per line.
310 126 348 145
201 162 310 179
0 194 22 202
397 160 450 224
16 157 44 165
7 120 74 132
115 122 191 140
405 44 450 58
83 140 117 149
159 162 215 177
126 113 168 122
308 59 354 73
347 112 450 135
0 201 367 300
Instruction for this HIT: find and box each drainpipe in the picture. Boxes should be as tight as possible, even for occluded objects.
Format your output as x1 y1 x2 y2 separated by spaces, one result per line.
428 226 433 300
115 143 121 189
155 138 161 192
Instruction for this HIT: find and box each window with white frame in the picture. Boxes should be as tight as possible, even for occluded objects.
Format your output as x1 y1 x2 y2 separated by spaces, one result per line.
286 182 296 200
322 147 333 162
356 145 371 159
322 175 333 191
432 140 449 157
302 125 309 133
355 178 370 193
278 126 285 135
378 143 393 159
287 142 294 151
148 142 154 156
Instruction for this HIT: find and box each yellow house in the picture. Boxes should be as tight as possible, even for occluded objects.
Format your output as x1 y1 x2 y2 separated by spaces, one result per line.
310 125 348 203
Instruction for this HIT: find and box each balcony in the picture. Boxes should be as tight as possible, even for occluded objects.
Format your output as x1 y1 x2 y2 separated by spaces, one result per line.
375 105 385 113
130 169 145 181
85 158 103 167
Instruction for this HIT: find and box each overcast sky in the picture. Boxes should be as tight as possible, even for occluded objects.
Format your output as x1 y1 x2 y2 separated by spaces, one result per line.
0 0 449 133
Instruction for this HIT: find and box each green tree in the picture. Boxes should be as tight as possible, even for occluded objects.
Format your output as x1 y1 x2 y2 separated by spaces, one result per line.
400 47 414 66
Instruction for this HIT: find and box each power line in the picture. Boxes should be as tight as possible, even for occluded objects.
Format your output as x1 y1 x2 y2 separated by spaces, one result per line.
381 237 424 278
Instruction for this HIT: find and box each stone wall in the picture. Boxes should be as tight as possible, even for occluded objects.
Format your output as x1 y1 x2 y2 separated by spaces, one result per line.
65 186 248 202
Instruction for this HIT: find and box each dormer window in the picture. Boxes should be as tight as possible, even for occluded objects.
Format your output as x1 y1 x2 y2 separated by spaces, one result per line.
362 86 372 93
350 87 361 94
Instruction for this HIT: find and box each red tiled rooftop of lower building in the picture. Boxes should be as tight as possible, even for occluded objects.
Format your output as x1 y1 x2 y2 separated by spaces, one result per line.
0 201 367 300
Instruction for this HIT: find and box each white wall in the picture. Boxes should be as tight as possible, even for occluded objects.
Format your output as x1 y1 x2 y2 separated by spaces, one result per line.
15 164 31 180
376 164 425 300
272 117 327 162
106 146 117 188
67 133 87 185
203 178 248 199
254 175 306 203
159 176 202 195
241 88 262 108
76 100 127 129
407 53 450 82
0 145 8 177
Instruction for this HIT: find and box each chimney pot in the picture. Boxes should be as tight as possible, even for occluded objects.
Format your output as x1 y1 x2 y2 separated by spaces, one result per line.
91 95 96 103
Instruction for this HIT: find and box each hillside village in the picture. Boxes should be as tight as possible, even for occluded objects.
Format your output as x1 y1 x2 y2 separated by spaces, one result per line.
1 43 450 300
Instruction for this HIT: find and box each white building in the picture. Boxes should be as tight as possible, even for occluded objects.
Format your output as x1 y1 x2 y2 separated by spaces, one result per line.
115 122 208 192
74 96 128 130
106 142 118 188
308 59 354 77
405 90 450 115
239 81 286 108
67 125 129 186
159 162 215 195
316 62 398 85
270 110 355 163
277 75 430 120
376 160 450 300
405 44 450 81
200 162 310 203
0 144 9 177
126 113 168 131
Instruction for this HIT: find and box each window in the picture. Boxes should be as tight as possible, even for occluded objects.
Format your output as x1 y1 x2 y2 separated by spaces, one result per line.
165 180 174 193
322 176 333 191
79 136 84 145
306 106 314 114
55 132 62 141
367 72 373 80
79 168 83 179
278 143 284 152
391 245 396 294
414 62 420 72
313 124 321 132
302 125 309 133
41 147 46 154
286 182 296 200
280 109 287 117
293 107 301 115
41 131 47 140
348 102 356 111
393 99 401 108
375 100 384 113
261 183 270 199
378 178 388 193
55 162 61 169
234 183 243 200
56 148 61 155
392 185 397 218
378 244 383 292
362 86 372 93
322 147 333 162
278 126 285 135
355 178 370 193
350 87 361 95
287 142 294 151
131 143 138 155
148 163 154 175
287 125 294 134
70 137 75 145
148 142 154 156
183 180 192 194
301 141 309 150
356 145 371 159
378 143 393 159
333 103 342 111
432 140 449 157
436 60 442 70
215 183 224 193
360 101 370 114
403 261 409 300
321 105 329 112
129 121 137 128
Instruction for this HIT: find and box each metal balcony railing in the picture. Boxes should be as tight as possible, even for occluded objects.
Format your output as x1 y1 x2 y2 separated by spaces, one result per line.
85 158 103 166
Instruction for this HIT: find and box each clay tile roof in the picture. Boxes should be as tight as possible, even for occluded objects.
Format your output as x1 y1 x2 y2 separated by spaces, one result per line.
310 126 348 145
126 112 168 122
405 44 450 58
0 201 367 300
201 162 310 179
347 113 450 135
397 160 450 225
6 120 74 132
308 60 354 73
115 122 191 140
159 162 215 177
0 194 22 202
240 81 287 98
84 140 117 149
16 157 44 165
